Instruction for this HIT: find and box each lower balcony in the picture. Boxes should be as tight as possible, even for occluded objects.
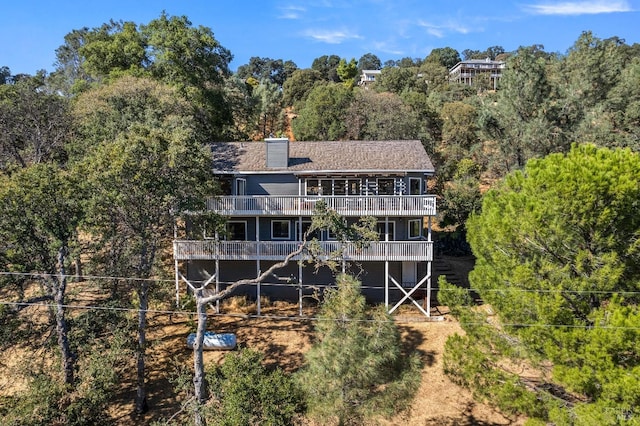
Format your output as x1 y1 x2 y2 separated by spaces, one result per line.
174 240 433 262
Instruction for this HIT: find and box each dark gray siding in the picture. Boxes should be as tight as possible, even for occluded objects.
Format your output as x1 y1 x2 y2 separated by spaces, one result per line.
185 260 429 303
246 174 299 196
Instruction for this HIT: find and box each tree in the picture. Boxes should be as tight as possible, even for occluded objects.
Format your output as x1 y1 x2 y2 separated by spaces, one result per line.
607 57 640 149
357 52 382 71
417 61 450 93
76 76 215 414
206 348 304 425
345 90 420 141
51 27 93 94
462 46 505 60
425 47 461 69
80 20 147 80
0 66 11 84
336 57 358 87
311 54 342 82
0 76 71 169
55 13 234 140
291 82 353 140
297 274 422 424
438 101 480 179
375 66 418 94
0 164 83 386
236 56 298 87
141 12 233 139
222 76 258 141
282 68 323 107
479 45 561 174
397 56 422 67
453 144 640 422
253 80 283 138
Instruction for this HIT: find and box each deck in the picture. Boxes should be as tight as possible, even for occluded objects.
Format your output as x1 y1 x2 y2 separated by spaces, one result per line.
206 195 437 217
174 240 433 262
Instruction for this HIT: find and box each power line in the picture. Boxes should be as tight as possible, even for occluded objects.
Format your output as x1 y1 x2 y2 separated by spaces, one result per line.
1 270 639 296
2 300 639 330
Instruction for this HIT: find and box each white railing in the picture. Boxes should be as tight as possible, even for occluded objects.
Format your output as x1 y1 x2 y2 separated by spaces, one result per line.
174 240 433 262
206 195 436 217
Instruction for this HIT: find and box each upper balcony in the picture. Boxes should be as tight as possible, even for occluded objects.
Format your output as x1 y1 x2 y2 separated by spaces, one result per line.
206 195 437 217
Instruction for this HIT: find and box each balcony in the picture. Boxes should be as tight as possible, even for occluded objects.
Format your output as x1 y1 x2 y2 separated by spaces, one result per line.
206 195 436 217
173 240 433 262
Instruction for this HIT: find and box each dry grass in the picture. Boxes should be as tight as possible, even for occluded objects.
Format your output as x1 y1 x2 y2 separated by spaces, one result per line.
1 281 525 425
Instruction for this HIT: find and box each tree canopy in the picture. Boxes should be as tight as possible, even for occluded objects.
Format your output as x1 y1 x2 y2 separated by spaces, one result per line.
452 144 640 422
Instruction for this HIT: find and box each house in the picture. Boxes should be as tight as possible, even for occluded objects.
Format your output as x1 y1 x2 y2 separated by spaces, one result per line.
358 69 382 87
449 58 506 90
173 138 437 316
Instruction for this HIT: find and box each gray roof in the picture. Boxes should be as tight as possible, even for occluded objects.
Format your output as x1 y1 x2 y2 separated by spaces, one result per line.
210 140 435 175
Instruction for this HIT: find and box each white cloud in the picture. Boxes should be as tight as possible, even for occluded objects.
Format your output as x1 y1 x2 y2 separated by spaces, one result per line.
417 20 473 38
372 41 405 56
278 5 306 19
302 28 363 44
525 0 633 15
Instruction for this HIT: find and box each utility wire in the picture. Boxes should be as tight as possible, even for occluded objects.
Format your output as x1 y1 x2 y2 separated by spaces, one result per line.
2 300 639 330
1 270 639 295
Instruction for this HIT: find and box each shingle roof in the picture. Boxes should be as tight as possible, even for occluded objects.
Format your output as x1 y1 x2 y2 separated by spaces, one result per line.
210 140 435 175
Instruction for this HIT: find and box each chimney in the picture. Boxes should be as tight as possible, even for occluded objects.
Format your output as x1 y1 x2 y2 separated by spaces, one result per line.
265 137 289 168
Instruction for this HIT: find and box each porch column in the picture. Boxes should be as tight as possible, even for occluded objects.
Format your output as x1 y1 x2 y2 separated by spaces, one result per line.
298 211 304 316
298 260 303 316
385 260 389 309
384 217 389 309
173 242 180 308
426 216 432 317
215 231 220 314
173 223 180 307
256 217 261 316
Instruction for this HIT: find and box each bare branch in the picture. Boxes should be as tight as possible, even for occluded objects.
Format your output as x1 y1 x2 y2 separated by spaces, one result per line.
199 242 307 305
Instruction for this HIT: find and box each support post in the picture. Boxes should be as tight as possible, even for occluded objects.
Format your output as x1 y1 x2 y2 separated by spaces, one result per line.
256 217 261 316
215 231 220 314
426 215 432 317
257 273 261 316
174 242 180 308
385 260 389 310
298 261 303 316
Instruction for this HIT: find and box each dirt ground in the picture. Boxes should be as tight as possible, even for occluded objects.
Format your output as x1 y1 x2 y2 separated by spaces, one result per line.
106 302 523 425
1 256 525 425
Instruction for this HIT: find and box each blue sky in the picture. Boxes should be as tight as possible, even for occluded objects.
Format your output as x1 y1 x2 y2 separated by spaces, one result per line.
1 0 639 75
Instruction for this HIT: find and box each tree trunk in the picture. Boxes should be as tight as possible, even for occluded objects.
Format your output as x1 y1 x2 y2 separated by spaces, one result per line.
135 280 149 414
193 287 208 426
55 246 75 386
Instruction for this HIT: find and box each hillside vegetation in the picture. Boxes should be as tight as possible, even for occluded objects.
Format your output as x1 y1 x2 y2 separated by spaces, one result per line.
1 12 639 425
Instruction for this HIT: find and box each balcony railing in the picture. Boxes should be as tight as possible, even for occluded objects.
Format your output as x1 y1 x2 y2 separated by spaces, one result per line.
174 240 433 262
206 195 436 217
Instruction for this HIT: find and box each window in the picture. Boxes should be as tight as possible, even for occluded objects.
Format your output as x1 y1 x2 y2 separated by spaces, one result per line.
225 221 247 240
408 219 422 240
235 178 246 196
376 221 395 241
333 180 346 195
306 179 320 196
409 177 422 195
320 180 332 196
219 177 232 195
347 179 360 195
271 220 290 240
377 178 395 195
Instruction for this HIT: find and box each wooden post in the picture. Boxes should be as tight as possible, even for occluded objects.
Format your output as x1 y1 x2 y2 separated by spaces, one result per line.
256 217 261 316
426 215 432 317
